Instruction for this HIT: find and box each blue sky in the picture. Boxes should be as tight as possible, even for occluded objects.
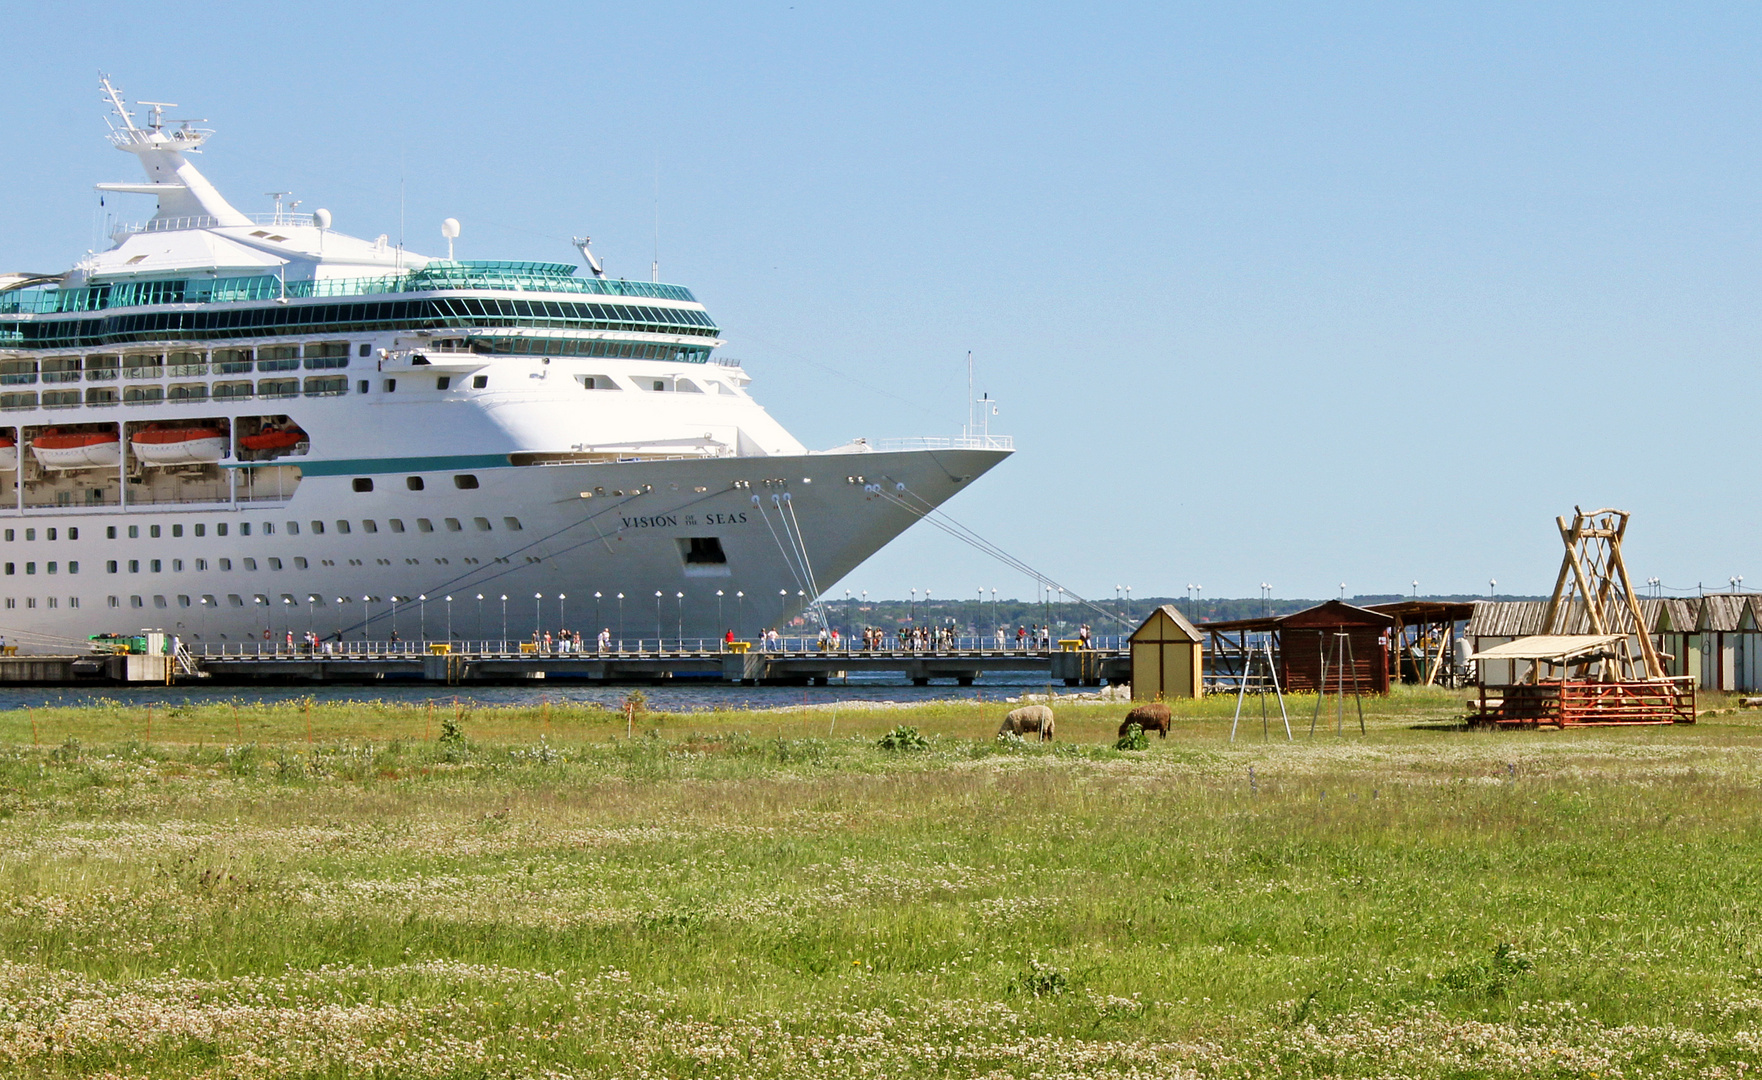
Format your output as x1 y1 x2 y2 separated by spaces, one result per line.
5 3 1760 603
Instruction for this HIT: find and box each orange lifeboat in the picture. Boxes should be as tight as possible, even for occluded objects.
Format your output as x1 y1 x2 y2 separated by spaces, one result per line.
0 434 14 471
239 426 307 452
32 428 121 470
130 424 228 466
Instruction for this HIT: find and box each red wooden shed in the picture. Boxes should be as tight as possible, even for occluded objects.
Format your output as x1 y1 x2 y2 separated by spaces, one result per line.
1277 601 1394 695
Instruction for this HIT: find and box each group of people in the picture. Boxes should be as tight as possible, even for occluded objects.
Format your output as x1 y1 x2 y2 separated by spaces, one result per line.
529 629 590 653
251 621 1097 655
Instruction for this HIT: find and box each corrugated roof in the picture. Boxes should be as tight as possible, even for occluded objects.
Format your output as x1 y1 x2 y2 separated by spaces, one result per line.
1467 599 1651 637
1466 601 1548 637
1654 599 1698 632
1467 595 1762 637
1698 594 1747 632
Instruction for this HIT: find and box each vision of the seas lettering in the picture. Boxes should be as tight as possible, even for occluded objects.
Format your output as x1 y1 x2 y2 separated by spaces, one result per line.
619 512 748 529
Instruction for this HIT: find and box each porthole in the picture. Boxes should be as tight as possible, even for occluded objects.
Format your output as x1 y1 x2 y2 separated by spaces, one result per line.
453 474 479 489
406 476 424 491
352 478 374 493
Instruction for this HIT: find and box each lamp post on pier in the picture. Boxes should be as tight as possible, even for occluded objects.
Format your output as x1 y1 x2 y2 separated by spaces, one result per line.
676 591 685 643
418 595 426 642
499 594 508 644
534 593 543 639
444 595 452 642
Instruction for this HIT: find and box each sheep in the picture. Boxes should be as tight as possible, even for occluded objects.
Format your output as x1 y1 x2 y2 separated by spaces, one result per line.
1000 704 1055 742
1118 702 1171 739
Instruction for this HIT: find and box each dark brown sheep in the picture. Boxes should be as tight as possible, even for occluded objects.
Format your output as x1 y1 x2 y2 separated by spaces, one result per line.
1118 702 1171 739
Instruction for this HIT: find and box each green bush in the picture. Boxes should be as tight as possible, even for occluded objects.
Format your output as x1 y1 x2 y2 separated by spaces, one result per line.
877 725 930 752
1115 722 1149 751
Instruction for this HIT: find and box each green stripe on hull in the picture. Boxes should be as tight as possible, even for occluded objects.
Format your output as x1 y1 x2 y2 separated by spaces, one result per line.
228 454 513 476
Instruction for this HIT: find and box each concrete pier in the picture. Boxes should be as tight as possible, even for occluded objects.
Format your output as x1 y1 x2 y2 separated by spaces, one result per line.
0 647 1127 687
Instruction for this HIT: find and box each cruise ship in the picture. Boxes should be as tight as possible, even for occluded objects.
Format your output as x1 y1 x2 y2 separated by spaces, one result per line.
0 81 1010 650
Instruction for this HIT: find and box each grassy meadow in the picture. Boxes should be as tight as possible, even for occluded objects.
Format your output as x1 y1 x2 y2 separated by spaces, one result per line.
2 687 1762 1077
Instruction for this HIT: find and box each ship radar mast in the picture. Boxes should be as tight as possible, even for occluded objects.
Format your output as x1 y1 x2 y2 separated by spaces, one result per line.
95 75 249 228
572 236 607 278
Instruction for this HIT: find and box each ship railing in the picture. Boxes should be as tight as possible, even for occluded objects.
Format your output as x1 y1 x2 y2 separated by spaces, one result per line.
111 212 318 236
0 269 704 315
871 435 1015 452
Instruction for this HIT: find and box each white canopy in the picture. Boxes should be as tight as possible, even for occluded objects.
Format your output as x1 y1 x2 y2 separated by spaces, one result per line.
1469 634 1625 662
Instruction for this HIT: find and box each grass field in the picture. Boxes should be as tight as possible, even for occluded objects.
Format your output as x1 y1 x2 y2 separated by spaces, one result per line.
3 687 1762 1078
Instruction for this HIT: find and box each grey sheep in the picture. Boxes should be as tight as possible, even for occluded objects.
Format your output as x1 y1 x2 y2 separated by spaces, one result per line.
999 704 1055 742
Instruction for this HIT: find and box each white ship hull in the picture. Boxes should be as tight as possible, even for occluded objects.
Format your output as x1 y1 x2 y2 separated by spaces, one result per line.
0 448 1005 646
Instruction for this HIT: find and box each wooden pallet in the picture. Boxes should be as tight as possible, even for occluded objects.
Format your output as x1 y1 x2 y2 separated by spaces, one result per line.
1473 678 1695 727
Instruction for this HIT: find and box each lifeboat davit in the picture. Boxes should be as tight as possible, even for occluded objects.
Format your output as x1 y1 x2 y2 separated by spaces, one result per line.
238 427 307 452
32 428 121 470
130 424 228 466
0 435 15 471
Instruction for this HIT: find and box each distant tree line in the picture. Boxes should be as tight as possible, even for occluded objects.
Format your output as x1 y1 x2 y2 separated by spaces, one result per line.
806 593 1542 637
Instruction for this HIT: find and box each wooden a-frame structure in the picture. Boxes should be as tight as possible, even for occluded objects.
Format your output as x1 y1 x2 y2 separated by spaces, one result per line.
1539 507 1663 682
1470 506 1692 726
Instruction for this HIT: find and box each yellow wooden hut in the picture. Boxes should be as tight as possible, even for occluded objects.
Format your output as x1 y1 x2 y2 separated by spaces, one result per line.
1129 605 1204 700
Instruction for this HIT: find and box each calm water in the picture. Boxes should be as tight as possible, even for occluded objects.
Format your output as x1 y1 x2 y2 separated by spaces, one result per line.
0 672 1062 712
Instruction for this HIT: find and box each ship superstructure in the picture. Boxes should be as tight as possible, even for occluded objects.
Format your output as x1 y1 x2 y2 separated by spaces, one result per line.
0 81 1010 649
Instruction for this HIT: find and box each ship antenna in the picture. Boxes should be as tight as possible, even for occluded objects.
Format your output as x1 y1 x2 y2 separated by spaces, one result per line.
652 154 661 283
99 75 136 132
966 351 974 439
572 236 606 278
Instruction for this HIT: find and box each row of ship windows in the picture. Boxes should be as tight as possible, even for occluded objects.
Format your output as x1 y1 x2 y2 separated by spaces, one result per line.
1 487 500 542
3 379 345 408
2 540 538 575
0 375 501 409
0 343 356 383
0 595 542 610
100 553 543 572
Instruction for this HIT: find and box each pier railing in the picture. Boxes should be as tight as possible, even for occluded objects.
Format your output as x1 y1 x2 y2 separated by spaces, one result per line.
193 634 1124 659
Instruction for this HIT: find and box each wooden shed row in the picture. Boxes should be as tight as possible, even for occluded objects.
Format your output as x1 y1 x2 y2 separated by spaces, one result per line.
1465 595 1762 691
